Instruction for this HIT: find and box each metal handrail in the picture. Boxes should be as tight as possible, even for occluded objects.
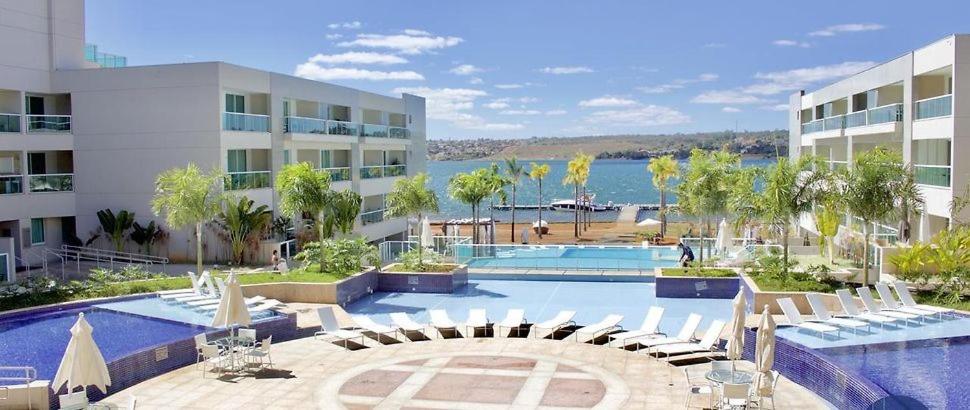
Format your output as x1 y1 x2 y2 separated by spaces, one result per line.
60 244 169 264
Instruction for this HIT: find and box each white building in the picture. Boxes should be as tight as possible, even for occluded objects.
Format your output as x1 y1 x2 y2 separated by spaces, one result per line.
789 35 968 245
0 0 426 281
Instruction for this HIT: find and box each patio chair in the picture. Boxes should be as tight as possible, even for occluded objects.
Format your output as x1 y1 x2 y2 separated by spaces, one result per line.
652 320 727 361
244 336 273 369
200 344 229 378
172 272 218 303
777 298 840 338
237 328 257 350
720 383 751 409
635 313 702 353
352 315 400 343
193 333 215 366
573 314 623 343
749 370 780 410
495 309 527 337
532 310 576 339
390 312 428 338
429 309 460 338
683 368 714 409
834 289 899 327
607 306 664 348
313 306 366 349
855 287 921 324
58 390 89 410
874 283 939 320
805 293 870 333
464 309 490 337
892 281 955 318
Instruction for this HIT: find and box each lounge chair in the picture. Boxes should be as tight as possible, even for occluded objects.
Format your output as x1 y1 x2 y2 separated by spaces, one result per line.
653 320 727 361
390 312 428 338
855 287 921 324
158 272 204 299
635 313 702 353
532 310 576 338
608 306 665 348
429 309 460 338
834 289 899 327
875 283 942 319
805 293 870 333
777 298 840 338
573 314 623 343
195 296 267 311
892 281 955 318
250 300 282 313
352 315 400 343
495 309 527 337
464 309 490 337
313 306 365 348
171 272 218 303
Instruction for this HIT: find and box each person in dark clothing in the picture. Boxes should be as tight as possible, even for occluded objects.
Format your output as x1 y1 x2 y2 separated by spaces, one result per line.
678 242 695 267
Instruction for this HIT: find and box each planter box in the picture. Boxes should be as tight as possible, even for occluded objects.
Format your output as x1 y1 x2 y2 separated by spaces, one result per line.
378 264 468 293
739 274 842 315
655 268 740 299
240 269 378 305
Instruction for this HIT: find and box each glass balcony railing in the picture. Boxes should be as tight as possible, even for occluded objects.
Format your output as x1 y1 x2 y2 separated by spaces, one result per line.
360 166 384 179
28 174 74 192
867 103 903 125
388 126 410 139
385 164 406 177
26 115 71 133
827 161 848 171
823 115 845 131
800 120 823 134
915 94 952 120
845 111 867 128
222 112 270 132
328 120 360 136
283 116 327 134
225 171 271 190
321 167 351 182
361 124 389 138
914 165 951 187
361 209 385 225
0 175 23 194
0 114 20 133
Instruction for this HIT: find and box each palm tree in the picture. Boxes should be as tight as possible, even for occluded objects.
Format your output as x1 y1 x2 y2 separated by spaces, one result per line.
96 208 135 252
577 154 593 232
562 156 584 238
385 173 440 270
647 155 679 238
529 162 551 239
217 196 272 264
504 157 525 242
329 190 363 236
152 164 225 276
676 149 740 264
275 162 331 268
487 163 510 226
814 196 842 265
448 169 492 244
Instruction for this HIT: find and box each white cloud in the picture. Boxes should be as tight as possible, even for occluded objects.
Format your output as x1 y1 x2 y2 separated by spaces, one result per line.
393 86 523 131
761 104 790 112
809 23 884 37
773 39 811 48
584 105 690 127
499 109 542 115
468 77 484 85
295 64 424 81
637 84 684 94
328 21 361 30
483 99 510 109
579 96 638 108
745 61 875 95
539 66 594 75
325 33 343 40
704 43 726 48
449 64 483 76
495 84 524 89
545 109 568 116
638 73 717 94
722 107 742 113
517 97 538 104
691 90 769 105
307 52 408 65
338 30 462 55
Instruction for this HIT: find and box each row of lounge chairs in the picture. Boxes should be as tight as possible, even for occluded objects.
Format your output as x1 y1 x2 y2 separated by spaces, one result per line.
156 271 282 313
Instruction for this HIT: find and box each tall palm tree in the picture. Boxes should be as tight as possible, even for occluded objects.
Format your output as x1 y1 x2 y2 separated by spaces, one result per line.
580 153 594 231
529 162 551 240
487 163 509 226
385 173 440 270
329 190 363 236
217 196 272 264
504 157 525 242
448 169 492 244
562 156 584 238
676 149 740 264
152 164 225 276
647 155 679 238
275 162 332 267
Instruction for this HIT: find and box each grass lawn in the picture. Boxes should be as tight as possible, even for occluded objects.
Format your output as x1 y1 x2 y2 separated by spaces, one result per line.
384 263 459 273
660 267 738 278
220 267 352 284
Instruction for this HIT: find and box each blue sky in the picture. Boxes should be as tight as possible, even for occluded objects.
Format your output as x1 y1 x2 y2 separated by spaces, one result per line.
86 0 969 139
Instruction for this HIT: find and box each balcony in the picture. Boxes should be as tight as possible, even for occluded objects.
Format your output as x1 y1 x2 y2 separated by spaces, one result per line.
321 167 351 182
225 171 271 190
844 103 903 129
28 174 74 193
361 209 384 225
915 165 951 188
0 114 20 133
823 115 845 131
26 115 71 133
361 124 389 138
800 120 823 134
283 116 327 134
222 112 269 132
0 176 22 194
327 120 358 136
360 164 406 179
389 127 409 139
915 94 952 120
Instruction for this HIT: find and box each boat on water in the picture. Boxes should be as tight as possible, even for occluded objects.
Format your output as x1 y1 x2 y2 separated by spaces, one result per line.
549 195 612 212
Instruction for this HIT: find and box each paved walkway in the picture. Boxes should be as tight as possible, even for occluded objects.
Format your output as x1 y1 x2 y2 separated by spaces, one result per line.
97 336 828 409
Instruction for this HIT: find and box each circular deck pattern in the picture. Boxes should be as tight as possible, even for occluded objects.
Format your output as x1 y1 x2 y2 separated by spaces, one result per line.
318 352 629 409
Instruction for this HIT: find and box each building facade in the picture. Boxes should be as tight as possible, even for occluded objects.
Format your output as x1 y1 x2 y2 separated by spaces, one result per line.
0 0 426 281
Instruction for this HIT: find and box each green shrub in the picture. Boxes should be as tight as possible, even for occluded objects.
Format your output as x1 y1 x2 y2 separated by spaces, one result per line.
295 237 380 276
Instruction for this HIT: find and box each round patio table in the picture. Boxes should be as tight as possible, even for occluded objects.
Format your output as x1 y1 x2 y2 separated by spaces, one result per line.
212 335 256 371
705 369 755 385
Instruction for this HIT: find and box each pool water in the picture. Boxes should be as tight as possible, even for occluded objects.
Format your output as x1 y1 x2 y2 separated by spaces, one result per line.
459 246 682 270
776 315 970 349
97 297 278 327
345 278 733 334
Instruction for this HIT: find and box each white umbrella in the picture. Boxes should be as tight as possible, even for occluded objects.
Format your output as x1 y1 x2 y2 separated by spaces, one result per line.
420 216 433 248
714 218 729 255
725 289 747 362
53 313 112 396
636 218 661 227
754 304 777 396
211 272 252 329
919 211 930 243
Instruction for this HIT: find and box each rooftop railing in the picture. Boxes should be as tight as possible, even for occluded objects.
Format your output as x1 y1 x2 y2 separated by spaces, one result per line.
222 112 270 132
915 94 952 120
0 114 20 133
914 164 951 187
28 173 73 193
26 115 70 133
225 170 271 190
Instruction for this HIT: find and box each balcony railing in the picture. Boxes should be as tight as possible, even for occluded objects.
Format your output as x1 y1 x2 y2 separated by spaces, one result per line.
845 111 867 128
321 167 351 182
827 160 848 171
823 115 845 131
26 115 71 133
915 94 952 120
283 116 327 134
0 114 20 133
28 173 74 192
844 103 903 129
360 165 384 179
914 164 951 187
0 175 23 194
389 126 410 139
361 124 389 138
225 171 271 190
361 209 385 225
800 120 823 134
328 120 360 136
385 164 406 177
222 112 270 132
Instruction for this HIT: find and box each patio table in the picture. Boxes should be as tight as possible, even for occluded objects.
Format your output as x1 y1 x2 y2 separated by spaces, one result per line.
705 369 754 385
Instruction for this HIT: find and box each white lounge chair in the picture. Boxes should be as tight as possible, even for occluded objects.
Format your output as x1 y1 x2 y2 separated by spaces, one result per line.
313 306 365 348
875 283 940 320
352 315 400 343
495 309 527 337
653 320 727 361
635 313 703 353
834 289 899 327
892 281 955 318
855 287 921 324
464 309 490 337
608 306 664 348
172 272 218 303
777 298 840 338
532 310 576 339
573 314 623 343
805 293 870 333
429 309 460 338
390 312 428 338
195 296 267 311
250 300 282 313
158 272 204 299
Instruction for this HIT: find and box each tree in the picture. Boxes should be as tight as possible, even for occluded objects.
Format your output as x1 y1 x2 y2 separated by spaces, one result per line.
486 162 510 226
814 196 842 265
276 162 332 248
329 190 363 236
448 169 493 244
577 153 593 232
385 173 440 270
152 164 224 276
217 196 272 264
562 155 584 238
896 163 924 244
676 149 740 264
96 208 135 252
528 163 551 239
504 157 525 242
647 155 680 237
130 221 166 255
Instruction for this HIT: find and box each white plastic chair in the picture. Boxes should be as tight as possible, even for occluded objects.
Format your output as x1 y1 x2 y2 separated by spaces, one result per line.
465 308 490 337
390 312 428 338
200 344 228 378
720 383 750 409
608 306 664 348
683 368 714 409
532 310 576 339
750 370 780 410
244 336 273 369
238 328 257 350
429 309 459 338
495 309 526 337
314 306 365 348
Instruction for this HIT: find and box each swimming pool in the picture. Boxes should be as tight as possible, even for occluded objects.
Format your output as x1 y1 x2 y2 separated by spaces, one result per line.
777 314 970 349
455 245 682 270
98 296 278 327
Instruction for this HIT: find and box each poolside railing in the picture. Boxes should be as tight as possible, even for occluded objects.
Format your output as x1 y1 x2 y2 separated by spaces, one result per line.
379 235 472 263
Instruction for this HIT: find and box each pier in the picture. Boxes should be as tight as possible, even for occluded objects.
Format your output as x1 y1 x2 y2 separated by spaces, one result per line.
490 203 662 211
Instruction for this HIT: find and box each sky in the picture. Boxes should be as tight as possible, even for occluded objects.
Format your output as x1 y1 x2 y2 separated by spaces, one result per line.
86 0 970 140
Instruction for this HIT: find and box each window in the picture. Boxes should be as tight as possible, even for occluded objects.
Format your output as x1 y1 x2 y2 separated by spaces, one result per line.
225 94 245 113
30 218 44 245
0 253 7 282
282 150 291 165
227 150 247 173
27 152 45 175
25 96 44 115
320 150 332 168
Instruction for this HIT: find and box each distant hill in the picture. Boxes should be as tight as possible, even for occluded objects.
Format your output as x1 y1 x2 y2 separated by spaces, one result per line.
427 130 788 161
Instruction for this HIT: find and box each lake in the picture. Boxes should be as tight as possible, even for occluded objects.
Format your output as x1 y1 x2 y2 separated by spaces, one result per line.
427 158 775 222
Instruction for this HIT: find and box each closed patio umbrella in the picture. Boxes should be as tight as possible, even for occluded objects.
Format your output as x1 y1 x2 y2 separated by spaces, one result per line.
420 216 433 249
714 218 729 255
725 289 746 363
53 313 112 397
755 304 777 396
211 272 252 329
919 211 930 243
